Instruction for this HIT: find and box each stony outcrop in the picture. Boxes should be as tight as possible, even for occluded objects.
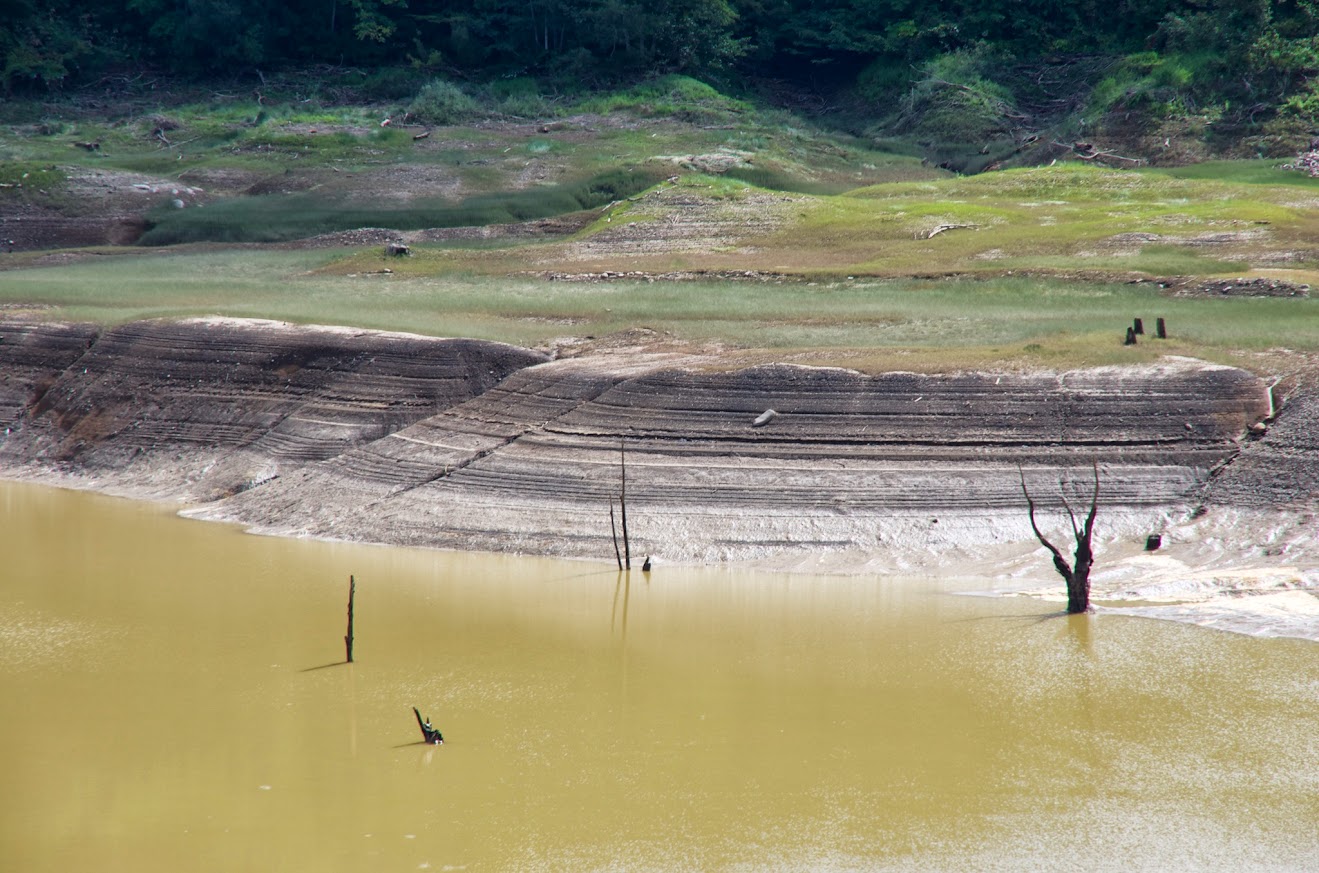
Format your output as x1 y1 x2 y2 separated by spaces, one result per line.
2 317 1287 564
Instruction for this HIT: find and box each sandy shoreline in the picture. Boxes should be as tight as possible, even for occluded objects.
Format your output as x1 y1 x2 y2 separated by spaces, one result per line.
8 463 1315 642
2 316 1315 642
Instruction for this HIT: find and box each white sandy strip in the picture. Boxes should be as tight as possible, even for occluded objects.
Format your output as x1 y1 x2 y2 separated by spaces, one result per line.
994 506 1319 641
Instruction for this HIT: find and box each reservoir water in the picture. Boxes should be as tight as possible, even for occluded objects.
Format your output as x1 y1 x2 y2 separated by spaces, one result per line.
1 480 1315 871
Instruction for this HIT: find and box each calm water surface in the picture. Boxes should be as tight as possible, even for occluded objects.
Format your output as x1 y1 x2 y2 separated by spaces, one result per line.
1 480 1315 872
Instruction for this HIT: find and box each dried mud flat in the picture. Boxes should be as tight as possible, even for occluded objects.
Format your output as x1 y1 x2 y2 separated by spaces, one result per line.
1 316 1315 639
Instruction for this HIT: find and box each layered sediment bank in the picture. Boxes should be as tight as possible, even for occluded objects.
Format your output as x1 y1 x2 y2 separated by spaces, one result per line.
2 316 1316 639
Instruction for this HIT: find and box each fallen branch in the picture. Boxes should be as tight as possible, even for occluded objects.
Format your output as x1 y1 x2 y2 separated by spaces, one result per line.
1053 141 1144 166
412 131 431 141
158 136 201 152
924 223 977 239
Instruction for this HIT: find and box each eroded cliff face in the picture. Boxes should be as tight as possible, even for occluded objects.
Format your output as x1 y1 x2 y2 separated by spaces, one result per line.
1 316 1288 564
0 318 550 500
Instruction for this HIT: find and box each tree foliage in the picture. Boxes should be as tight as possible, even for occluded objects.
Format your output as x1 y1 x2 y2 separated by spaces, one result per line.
2 0 1317 121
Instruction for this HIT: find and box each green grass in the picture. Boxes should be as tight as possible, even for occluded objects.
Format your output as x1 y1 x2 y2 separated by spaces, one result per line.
1149 159 1319 188
574 75 752 122
3 251 1313 371
0 161 67 207
136 166 670 244
757 164 1317 276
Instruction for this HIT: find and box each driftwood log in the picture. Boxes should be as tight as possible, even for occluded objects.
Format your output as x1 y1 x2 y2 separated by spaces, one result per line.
1055 141 1143 166
923 223 977 239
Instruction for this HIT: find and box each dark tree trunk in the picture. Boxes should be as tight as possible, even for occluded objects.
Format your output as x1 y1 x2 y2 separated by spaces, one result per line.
344 575 355 663
1021 465 1100 614
609 498 623 571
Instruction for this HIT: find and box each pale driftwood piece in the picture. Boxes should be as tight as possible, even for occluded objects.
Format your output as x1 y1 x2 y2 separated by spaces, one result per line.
925 223 977 239
413 131 431 141
1052 141 1144 166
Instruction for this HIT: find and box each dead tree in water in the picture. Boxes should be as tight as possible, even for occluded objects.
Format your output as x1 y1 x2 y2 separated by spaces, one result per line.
1020 464 1100 614
619 438 632 570
605 438 635 570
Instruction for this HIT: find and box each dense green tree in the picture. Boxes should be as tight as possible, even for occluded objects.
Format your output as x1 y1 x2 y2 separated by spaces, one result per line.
0 0 1315 113
0 0 105 91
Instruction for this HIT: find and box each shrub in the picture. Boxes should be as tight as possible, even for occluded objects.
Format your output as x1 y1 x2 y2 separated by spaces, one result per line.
408 79 482 125
359 67 428 101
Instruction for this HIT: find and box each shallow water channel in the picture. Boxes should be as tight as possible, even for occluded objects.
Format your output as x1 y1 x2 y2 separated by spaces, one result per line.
1 480 1316 872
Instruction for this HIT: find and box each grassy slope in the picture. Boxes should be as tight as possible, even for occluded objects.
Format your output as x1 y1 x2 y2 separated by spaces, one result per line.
1 85 1317 376
5 248 1314 374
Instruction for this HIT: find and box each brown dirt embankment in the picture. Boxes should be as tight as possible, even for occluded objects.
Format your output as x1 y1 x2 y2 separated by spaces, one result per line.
2 317 1303 569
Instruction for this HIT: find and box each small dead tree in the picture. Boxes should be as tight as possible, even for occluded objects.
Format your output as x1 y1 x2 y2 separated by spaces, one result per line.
1020 464 1100 614
606 438 633 570
618 438 632 570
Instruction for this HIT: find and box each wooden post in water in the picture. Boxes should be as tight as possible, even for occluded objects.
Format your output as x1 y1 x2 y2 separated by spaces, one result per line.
344 575 356 664
1156 317 1167 339
1133 317 1144 335
619 437 632 571
1124 326 1137 345
609 498 623 571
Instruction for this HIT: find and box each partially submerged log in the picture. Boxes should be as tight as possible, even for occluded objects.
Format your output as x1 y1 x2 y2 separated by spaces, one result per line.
413 707 444 744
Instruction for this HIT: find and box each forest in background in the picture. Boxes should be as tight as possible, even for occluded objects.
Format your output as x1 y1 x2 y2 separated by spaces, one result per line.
4 1 1319 166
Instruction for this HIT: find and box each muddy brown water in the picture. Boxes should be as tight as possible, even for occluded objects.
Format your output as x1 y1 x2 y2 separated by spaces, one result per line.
1 480 1316 872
